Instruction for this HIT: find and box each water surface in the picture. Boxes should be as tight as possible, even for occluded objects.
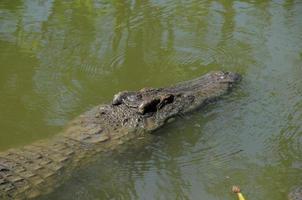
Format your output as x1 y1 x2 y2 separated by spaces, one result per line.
0 0 301 199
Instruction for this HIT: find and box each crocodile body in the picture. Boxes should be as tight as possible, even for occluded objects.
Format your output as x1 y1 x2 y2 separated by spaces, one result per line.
0 71 240 199
289 187 302 200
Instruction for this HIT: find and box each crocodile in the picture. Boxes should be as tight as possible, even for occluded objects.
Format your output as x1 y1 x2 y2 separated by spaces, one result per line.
0 71 240 199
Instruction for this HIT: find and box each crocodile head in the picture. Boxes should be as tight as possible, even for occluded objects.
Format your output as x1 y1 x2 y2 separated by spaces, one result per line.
108 71 241 132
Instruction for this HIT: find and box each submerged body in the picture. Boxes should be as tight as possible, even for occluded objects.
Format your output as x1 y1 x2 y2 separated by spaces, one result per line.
289 187 302 200
0 71 240 199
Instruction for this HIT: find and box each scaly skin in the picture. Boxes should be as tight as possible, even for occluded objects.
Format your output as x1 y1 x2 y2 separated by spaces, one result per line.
289 187 302 200
0 71 240 199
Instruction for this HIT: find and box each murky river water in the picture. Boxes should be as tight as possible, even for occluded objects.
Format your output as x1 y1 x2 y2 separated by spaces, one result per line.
0 0 301 199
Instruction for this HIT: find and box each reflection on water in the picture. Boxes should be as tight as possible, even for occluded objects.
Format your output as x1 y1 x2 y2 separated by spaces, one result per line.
0 0 301 199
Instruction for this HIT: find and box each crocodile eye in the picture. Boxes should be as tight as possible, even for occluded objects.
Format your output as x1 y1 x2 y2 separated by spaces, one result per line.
157 94 174 109
126 94 142 102
112 92 126 105
112 91 140 105
138 98 160 114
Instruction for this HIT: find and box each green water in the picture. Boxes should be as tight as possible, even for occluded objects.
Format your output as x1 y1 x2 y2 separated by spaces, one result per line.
0 0 301 199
